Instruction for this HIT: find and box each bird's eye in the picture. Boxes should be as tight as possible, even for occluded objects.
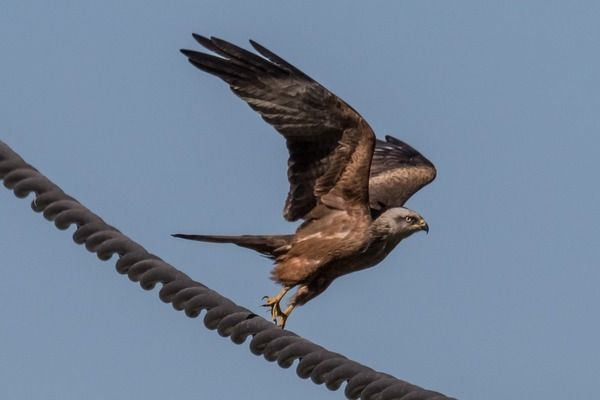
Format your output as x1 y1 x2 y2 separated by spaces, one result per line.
405 216 415 223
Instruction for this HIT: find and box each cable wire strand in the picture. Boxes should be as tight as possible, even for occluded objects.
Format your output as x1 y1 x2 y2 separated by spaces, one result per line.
0 140 456 400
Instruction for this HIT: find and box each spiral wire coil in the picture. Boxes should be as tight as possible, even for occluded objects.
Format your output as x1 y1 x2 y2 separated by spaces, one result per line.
0 141 455 400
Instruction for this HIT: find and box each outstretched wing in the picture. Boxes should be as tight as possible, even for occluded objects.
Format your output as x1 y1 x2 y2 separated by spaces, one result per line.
369 135 436 212
181 34 375 221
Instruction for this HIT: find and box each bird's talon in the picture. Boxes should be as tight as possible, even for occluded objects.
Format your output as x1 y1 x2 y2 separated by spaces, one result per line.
260 287 292 327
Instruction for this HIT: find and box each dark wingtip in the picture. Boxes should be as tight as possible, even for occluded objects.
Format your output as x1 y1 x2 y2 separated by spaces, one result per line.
192 33 209 44
385 134 408 146
248 39 273 60
374 134 436 174
384 135 427 159
192 33 221 52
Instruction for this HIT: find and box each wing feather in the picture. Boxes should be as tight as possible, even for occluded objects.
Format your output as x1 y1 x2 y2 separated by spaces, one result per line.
182 35 375 221
369 135 436 211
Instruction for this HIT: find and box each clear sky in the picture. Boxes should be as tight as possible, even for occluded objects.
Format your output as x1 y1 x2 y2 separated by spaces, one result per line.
1 2 599 399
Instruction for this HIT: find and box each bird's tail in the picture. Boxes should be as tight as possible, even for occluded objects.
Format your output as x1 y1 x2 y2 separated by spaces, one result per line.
172 233 293 259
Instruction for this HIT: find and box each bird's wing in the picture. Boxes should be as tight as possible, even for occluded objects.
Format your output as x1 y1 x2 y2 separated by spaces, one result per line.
181 34 375 221
368 135 436 212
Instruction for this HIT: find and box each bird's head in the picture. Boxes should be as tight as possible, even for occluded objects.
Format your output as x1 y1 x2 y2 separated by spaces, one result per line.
371 207 429 240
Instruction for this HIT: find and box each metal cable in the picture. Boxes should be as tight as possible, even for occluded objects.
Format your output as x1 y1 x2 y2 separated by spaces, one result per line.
0 140 456 400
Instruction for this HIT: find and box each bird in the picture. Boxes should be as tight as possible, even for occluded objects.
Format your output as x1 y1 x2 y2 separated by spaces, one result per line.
174 34 436 329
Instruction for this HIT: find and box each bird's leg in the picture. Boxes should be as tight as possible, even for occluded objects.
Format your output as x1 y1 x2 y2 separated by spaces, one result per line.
261 286 291 323
274 280 329 329
275 303 297 329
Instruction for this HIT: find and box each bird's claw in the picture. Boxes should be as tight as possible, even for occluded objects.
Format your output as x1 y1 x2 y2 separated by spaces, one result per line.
261 295 288 328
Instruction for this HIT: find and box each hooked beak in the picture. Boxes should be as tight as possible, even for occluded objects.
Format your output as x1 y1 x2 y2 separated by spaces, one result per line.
418 218 429 234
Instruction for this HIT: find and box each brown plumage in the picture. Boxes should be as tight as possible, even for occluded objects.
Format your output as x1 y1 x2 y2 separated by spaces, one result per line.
370 135 437 213
174 35 436 328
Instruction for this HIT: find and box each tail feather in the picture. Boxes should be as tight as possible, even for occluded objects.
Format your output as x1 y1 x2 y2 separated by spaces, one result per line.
172 233 293 259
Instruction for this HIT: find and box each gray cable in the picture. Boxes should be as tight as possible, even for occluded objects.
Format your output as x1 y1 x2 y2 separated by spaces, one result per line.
0 140 456 400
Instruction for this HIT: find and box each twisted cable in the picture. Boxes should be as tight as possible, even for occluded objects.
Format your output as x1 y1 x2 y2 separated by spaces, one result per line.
0 140 456 400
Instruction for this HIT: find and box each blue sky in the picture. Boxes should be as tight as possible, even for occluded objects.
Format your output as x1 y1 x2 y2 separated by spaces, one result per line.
1 2 599 399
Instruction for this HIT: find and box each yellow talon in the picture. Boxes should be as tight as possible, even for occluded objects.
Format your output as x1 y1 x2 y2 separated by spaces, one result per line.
261 286 292 327
276 304 295 329
262 295 283 322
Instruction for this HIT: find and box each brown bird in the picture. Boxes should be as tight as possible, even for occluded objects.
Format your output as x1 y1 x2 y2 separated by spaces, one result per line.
174 34 436 328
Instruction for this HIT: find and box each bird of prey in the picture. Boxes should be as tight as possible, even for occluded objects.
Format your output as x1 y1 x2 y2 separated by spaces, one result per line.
174 34 436 328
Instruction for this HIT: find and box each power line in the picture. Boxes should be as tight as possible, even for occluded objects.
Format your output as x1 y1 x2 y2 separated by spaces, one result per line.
0 140 456 400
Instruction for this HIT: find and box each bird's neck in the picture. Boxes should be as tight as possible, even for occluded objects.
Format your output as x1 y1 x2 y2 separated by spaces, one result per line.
369 218 406 248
